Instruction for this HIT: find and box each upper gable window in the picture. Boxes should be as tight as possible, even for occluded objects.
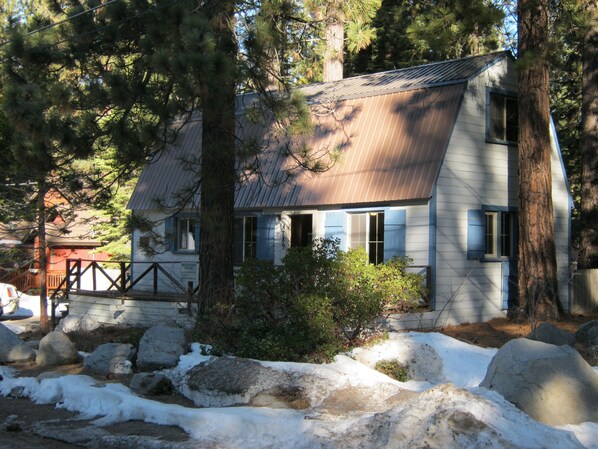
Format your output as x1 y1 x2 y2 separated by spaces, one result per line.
488 92 518 143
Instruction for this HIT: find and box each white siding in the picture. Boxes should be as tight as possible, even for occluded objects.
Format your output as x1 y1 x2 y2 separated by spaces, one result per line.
69 294 194 328
404 204 430 266
131 210 200 293
429 57 571 326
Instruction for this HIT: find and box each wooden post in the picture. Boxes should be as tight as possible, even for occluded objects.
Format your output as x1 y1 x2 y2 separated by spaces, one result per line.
120 262 126 292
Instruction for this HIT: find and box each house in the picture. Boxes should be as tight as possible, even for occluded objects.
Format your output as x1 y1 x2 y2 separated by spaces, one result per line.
126 51 572 329
0 190 110 292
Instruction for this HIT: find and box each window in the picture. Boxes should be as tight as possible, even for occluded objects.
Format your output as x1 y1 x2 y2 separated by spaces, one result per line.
290 214 313 248
485 212 497 257
177 218 198 251
234 216 257 265
485 211 515 258
350 212 385 264
489 92 518 143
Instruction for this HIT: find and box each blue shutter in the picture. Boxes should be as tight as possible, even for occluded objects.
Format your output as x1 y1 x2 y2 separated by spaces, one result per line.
384 209 406 261
467 209 485 260
501 261 509 310
164 216 175 252
324 211 346 250
501 260 518 310
194 219 200 253
256 214 276 260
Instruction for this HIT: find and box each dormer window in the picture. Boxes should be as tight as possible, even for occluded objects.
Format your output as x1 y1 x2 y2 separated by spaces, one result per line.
488 91 518 143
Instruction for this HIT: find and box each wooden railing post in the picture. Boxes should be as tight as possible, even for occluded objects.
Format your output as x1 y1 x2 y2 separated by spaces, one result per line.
92 261 97 291
76 259 82 290
153 264 158 294
120 262 126 292
66 259 71 291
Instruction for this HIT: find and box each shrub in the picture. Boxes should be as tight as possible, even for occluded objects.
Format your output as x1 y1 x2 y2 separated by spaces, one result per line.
375 359 410 382
219 238 426 361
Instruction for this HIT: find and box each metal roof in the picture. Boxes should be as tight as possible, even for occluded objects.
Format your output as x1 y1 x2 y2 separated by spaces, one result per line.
299 51 510 103
128 52 508 211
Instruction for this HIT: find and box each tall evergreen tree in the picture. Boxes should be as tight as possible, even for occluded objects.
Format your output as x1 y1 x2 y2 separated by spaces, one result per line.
1 12 98 328
514 0 562 320
346 0 504 76
1 0 324 325
579 0 598 268
305 0 381 81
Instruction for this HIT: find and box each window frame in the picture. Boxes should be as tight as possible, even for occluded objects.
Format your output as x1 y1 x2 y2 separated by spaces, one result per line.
483 207 516 261
175 217 199 253
233 215 258 266
487 89 518 145
349 211 385 265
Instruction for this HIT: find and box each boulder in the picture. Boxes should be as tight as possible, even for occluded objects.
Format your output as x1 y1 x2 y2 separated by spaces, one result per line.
56 314 100 333
185 356 301 407
184 355 407 411
480 338 598 425
84 343 136 375
527 322 575 346
136 325 187 371
36 331 78 367
575 320 598 347
0 323 35 362
129 372 173 396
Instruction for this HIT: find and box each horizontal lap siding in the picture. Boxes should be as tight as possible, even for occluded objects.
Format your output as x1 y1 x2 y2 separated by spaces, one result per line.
131 211 201 292
69 294 193 327
433 58 571 325
552 133 573 309
434 61 516 324
404 204 430 266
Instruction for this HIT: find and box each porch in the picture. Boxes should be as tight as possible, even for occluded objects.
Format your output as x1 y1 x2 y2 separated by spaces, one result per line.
53 258 433 328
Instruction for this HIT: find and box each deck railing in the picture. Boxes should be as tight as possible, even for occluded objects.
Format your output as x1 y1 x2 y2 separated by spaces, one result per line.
50 258 432 306
50 259 199 300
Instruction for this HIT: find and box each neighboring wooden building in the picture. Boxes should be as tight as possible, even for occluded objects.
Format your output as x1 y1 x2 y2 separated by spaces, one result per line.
127 52 572 328
0 191 109 292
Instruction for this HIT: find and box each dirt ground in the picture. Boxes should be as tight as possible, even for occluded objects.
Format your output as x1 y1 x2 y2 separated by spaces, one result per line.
1 314 597 447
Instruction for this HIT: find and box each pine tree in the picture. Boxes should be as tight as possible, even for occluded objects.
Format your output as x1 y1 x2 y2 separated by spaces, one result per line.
1 13 98 329
305 0 381 81
346 0 504 76
579 0 598 269
513 0 562 321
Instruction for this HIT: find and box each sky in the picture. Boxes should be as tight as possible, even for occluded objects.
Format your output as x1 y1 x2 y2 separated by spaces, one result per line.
2 293 598 449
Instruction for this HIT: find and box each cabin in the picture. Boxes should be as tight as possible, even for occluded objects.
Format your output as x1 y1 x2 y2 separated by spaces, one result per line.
0 190 109 293
124 51 571 329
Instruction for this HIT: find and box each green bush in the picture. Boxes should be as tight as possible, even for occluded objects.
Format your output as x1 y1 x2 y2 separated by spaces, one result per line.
214 238 426 361
375 359 410 382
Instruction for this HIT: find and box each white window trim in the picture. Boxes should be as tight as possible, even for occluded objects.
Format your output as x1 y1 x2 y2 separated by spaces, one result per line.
349 211 384 264
177 218 197 251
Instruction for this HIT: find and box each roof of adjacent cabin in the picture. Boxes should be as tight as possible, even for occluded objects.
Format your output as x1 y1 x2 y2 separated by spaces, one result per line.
128 52 511 211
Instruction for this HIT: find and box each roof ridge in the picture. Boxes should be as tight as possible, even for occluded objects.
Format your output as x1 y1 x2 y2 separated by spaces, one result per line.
301 51 511 90
298 51 511 103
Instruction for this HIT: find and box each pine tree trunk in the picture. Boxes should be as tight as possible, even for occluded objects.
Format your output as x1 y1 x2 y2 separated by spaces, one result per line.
197 0 237 318
579 0 598 269
323 15 344 82
513 0 562 321
37 180 50 331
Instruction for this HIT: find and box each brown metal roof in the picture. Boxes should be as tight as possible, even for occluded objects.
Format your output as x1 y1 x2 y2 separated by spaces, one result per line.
129 53 512 211
299 51 509 103
129 83 466 210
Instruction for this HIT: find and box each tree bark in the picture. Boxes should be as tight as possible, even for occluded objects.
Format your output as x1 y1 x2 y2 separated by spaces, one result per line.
197 0 237 318
579 0 598 269
36 179 50 331
513 0 562 321
323 14 344 82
